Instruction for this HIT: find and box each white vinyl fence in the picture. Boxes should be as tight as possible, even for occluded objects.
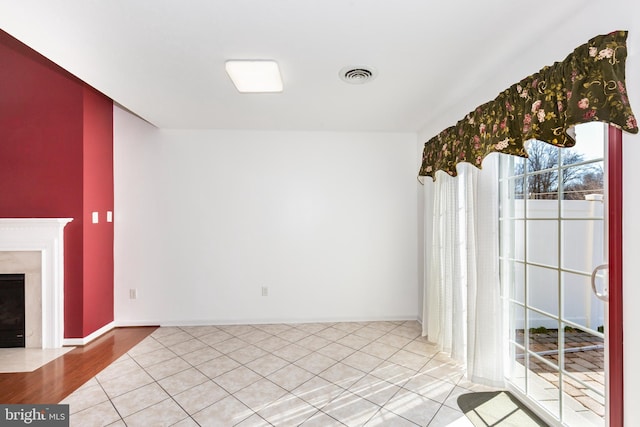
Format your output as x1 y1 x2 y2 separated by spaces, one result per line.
510 197 605 332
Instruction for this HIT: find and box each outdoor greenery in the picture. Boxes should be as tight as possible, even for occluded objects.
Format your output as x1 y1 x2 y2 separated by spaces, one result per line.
529 326 549 334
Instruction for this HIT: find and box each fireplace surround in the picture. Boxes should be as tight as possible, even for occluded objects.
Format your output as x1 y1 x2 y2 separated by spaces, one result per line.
0 218 72 348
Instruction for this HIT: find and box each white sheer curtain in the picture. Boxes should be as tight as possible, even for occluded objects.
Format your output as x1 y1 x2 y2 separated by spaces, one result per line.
422 154 504 387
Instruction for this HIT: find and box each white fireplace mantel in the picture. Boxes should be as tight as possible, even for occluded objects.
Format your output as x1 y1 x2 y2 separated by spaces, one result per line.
0 218 72 348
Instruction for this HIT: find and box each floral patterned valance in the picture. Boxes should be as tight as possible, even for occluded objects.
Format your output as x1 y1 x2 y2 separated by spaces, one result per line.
419 30 638 181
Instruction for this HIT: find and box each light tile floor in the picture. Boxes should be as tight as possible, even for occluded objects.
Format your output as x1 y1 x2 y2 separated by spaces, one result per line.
61 321 495 426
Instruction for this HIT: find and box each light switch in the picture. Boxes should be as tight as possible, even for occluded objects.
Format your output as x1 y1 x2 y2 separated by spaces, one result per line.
107 211 113 222
92 212 99 224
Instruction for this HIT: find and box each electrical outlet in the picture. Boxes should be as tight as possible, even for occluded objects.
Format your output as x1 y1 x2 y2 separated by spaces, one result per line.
129 289 137 299
261 286 268 297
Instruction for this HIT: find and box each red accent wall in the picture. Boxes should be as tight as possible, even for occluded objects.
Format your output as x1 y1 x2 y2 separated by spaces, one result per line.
82 87 115 336
0 30 114 339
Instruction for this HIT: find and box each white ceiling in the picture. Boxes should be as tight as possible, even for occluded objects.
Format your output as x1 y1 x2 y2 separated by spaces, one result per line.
0 0 636 133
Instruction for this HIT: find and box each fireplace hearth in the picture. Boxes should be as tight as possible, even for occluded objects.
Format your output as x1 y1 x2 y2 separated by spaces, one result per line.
0 274 25 348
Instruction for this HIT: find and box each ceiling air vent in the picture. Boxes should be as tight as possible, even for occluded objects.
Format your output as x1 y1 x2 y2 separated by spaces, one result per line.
339 66 377 84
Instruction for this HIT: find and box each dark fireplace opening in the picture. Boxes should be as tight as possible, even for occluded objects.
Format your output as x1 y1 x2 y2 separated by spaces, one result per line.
0 274 25 348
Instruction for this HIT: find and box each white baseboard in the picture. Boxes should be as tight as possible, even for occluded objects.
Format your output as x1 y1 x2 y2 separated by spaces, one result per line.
63 321 115 346
114 320 162 328
113 316 420 328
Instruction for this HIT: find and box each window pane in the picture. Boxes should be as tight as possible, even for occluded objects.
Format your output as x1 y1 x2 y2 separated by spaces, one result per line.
564 122 605 165
501 258 525 304
562 272 605 334
527 354 560 418
562 192 605 219
528 266 558 317
528 310 559 365
508 344 526 392
561 162 604 201
527 220 558 266
561 220 605 273
512 154 526 174
500 175 525 213
512 262 525 303
525 140 560 173
514 220 525 261
527 172 559 203
511 176 526 202
501 219 525 261
511 303 525 343
562 325 604 374
562 376 605 426
561 324 605 425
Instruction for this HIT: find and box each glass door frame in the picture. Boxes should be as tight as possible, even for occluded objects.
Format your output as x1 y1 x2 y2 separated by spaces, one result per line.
499 124 623 426
607 125 623 427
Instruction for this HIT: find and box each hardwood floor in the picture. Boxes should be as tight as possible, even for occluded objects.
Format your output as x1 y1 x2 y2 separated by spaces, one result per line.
0 326 157 404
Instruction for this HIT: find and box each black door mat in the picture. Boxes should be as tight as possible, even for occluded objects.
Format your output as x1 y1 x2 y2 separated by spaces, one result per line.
457 391 549 426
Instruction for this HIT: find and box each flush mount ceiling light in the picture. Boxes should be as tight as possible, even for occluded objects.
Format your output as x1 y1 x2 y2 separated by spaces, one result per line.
225 60 283 93
339 66 377 84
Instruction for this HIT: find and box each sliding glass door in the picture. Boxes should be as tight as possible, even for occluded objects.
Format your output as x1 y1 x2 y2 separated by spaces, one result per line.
499 122 614 426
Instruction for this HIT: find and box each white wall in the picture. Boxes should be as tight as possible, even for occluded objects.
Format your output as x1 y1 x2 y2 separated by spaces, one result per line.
113 107 419 325
416 132 431 327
